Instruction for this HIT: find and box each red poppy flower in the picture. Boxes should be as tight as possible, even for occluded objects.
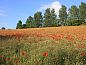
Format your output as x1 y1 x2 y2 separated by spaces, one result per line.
43 52 48 57
22 52 25 55
0 56 3 58
15 59 19 63
80 52 86 56
21 51 27 56
6 58 10 61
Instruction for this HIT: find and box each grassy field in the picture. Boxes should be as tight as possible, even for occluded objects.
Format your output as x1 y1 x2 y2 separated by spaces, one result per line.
0 26 86 65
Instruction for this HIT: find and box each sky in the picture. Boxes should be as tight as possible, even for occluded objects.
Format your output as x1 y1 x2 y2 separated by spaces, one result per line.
0 0 86 29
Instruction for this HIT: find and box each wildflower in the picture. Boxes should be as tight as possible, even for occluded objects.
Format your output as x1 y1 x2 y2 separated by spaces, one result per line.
80 52 86 56
77 43 85 48
6 58 10 61
21 52 25 56
21 51 27 57
43 52 48 57
15 59 20 63
0 56 3 58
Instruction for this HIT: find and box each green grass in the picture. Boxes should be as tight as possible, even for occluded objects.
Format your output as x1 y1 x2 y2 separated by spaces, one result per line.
0 36 86 65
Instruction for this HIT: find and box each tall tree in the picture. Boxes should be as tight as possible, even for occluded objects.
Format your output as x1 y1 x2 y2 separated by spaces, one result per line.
50 8 57 26
68 5 79 19
59 5 67 26
67 5 80 26
34 11 43 27
16 20 22 29
79 2 86 20
26 16 33 28
44 8 51 27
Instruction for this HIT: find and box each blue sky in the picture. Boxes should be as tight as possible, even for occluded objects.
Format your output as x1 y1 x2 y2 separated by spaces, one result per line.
0 0 86 29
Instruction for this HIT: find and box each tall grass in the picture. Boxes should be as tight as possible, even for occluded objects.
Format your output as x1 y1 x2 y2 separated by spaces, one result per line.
0 36 86 65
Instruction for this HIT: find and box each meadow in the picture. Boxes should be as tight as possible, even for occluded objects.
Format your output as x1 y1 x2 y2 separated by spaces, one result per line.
0 26 86 65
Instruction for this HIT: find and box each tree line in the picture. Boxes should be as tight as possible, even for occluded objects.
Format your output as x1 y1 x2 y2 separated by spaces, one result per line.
16 2 86 29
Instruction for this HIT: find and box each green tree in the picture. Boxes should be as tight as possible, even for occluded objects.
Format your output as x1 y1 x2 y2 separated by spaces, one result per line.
50 8 57 26
22 24 26 28
34 11 43 27
79 2 86 22
16 20 22 29
59 5 67 26
1 27 6 30
26 16 33 28
67 5 80 26
44 8 51 27
68 5 79 19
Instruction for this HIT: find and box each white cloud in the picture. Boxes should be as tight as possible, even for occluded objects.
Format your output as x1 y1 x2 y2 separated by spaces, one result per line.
38 1 62 16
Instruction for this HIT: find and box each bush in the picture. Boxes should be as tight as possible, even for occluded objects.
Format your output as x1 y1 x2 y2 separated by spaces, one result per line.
1 27 6 30
66 19 83 26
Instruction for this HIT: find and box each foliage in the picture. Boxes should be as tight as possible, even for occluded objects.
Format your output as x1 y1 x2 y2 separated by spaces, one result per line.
79 2 86 20
16 20 23 29
16 2 86 28
1 27 6 30
22 24 26 28
34 11 43 27
59 5 67 26
68 5 79 20
44 8 51 27
26 16 34 28
50 9 57 26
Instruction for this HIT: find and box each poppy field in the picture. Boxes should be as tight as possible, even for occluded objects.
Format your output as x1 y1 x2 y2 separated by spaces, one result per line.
0 26 86 65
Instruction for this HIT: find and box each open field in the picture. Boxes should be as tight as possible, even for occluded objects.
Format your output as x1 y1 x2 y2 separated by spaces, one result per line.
0 26 86 65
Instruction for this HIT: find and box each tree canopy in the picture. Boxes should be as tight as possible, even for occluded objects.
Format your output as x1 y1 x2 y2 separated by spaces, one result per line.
16 2 86 29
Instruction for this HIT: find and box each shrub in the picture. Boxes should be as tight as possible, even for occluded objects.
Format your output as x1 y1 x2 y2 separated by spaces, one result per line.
1 27 6 30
